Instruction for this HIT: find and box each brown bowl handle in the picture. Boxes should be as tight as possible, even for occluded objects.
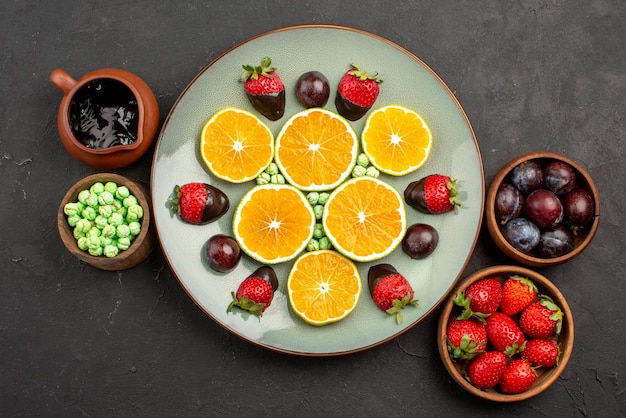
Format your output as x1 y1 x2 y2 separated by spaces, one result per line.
50 68 77 95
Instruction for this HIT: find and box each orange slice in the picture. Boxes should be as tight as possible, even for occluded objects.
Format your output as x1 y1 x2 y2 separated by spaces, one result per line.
275 108 358 191
361 104 432 176
287 250 362 326
322 176 406 262
200 107 274 183
233 184 315 264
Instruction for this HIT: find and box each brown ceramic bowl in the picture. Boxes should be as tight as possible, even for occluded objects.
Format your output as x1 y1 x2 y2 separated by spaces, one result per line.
58 173 157 271
437 265 574 402
486 151 600 267
50 68 160 170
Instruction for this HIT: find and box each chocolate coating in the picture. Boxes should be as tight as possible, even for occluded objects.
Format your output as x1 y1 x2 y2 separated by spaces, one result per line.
367 263 399 295
249 265 279 292
201 184 230 224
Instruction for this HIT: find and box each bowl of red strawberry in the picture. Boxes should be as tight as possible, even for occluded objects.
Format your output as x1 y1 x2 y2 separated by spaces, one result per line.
486 151 600 267
437 265 574 402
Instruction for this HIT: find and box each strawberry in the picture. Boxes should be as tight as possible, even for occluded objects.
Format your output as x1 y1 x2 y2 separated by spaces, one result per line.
485 312 526 354
445 318 487 360
521 339 560 367
335 63 381 121
404 174 461 214
466 351 507 389
499 359 537 394
519 296 563 339
169 183 229 225
368 264 418 324
454 276 502 319
499 275 538 316
240 56 285 121
227 266 278 317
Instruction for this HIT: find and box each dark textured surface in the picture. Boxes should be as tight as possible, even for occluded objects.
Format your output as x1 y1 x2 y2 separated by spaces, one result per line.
1 1 624 416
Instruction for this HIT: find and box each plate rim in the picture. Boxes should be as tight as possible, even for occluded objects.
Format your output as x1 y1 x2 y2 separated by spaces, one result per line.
150 23 485 356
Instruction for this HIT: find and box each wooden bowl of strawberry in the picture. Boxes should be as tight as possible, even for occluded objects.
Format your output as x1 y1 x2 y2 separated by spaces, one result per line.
437 265 574 402
486 151 600 268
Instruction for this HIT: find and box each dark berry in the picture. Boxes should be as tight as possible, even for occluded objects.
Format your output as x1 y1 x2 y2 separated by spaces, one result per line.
537 225 575 257
295 71 330 108
495 183 524 224
563 188 594 229
544 160 577 195
501 218 540 253
525 189 564 228
204 234 242 273
402 223 439 259
510 160 544 194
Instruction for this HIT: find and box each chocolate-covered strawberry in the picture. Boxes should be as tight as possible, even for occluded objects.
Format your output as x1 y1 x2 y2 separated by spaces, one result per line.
335 64 381 121
368 263 419 324
170 182 229 225
404 174 461 214
228 266 278 317
240 56 285 121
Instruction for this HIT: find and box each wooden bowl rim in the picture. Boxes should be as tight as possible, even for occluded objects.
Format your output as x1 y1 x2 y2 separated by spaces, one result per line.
486 151 600 267
437 265 574 402
57 172 154 270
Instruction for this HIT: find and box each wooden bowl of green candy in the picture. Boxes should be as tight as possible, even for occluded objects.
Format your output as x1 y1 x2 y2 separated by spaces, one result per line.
58 173 156 271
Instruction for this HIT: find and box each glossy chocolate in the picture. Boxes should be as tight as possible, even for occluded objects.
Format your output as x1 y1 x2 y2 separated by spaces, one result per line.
403 178 429 213
367 263 399 294
247 90 285 121
201 184 230 224
249 266 279 291
334 94 370 121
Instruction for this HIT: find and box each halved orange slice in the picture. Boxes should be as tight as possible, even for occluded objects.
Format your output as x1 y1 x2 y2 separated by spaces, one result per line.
322 176 406 262
287 250 362 326
200 107 274 183
233 184 315 264
361 105 432 176
275 108 358 191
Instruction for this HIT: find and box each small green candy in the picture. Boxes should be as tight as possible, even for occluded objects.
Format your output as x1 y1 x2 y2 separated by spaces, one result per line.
90 182 105 195
115 186 130 200
104 181 118 194
104 245 119 258
128 221 141 236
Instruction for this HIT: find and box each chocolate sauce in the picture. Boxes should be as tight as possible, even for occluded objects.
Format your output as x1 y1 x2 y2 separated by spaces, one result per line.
247 91 285 121
367 263 399 294
200 184 230 224
69 78 139 149
335 94 370 121
249 266 278 291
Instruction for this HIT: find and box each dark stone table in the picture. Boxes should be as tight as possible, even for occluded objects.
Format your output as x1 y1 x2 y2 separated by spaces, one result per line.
2 1 624 416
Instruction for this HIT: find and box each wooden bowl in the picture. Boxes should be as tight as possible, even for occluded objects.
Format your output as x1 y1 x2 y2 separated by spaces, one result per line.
486 151 600 267
58 173 157 270
437 265 574 402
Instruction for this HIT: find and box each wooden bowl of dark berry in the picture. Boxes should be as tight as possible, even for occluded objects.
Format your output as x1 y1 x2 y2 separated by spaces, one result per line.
486 151 600 267
58 173 157 271
437 265 574 402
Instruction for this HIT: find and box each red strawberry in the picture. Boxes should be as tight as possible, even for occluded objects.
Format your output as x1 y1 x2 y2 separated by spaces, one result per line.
240 56 285 121
521 339 560 367
519 296 563 339
466 351 507 389
335 63 381 121
227 266 278 317
499 359 537 394
485 312 526 354
170 183 230 225
500 275 538 316
454 276 502 319
445 318 487 360
404 174 461 214
368 264 418 324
